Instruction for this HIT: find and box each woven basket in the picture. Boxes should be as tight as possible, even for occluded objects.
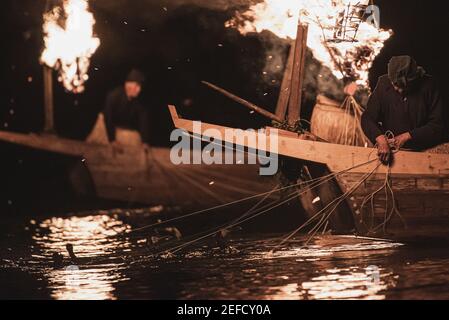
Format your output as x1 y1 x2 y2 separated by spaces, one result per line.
311 95 371 147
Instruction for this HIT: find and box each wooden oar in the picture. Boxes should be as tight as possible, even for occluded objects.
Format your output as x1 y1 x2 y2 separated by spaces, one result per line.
201 81 284 123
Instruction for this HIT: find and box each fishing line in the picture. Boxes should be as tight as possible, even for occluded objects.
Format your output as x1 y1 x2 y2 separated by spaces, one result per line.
159 190 304 256
302 131 403 243
155 195 296 255
156 159 380 255
152 185 284 253
158 171 356 255
304 162 382 246
112 157 378 240
308 163 380 235
359 132 406 234
271 161 382 252
364 165 406 234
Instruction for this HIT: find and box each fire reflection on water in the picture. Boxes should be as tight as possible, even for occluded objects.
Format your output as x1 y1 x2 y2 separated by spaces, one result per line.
299 266 392 300
3 212 409 300
33 215 131 300
270 266 393 300
47 264 126 300
251 238 402 300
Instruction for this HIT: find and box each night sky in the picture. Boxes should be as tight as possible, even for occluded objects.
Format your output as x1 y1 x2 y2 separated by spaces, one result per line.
2 0 449 146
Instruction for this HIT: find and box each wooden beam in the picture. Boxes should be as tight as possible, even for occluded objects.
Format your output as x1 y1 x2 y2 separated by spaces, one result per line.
0 130 87 157
287 22 309 125
275 42 295 120
201 81 284 123
43 66 55 133
168 105 449 176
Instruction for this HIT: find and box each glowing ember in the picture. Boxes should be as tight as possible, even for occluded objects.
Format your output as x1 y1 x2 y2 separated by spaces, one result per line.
226 0 392 86
41 0 100 93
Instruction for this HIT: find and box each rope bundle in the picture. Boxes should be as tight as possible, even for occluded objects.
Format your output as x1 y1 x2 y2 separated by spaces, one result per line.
339 96 371 147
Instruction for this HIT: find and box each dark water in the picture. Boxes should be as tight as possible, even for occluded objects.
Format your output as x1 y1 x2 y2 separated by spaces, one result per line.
2 208 449 300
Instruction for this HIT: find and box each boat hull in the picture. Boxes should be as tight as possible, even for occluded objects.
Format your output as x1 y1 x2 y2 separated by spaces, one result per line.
85 145 279 209
167 105 449 242
0 131 280 211
338 172 449 242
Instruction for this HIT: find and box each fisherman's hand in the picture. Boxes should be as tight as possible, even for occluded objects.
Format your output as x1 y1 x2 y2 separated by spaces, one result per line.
376 135 391 164
393 132 412 150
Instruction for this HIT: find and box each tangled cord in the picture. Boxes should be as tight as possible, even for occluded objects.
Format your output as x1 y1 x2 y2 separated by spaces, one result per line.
360 161 406 236
273 131 407 250
361 131 407 234
272 160 382 252
376 130 401 155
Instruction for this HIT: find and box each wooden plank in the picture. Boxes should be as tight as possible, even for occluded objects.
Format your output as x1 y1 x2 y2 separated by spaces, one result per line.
201 81 283 123
0 130 90 156
275 43 295 120
168 105 449 176
0 130 147 158
43 66 54 133
287 23 309 125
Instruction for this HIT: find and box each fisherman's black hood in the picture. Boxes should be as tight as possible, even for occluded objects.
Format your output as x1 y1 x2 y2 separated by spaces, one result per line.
126 69 146 85
388 56 426 90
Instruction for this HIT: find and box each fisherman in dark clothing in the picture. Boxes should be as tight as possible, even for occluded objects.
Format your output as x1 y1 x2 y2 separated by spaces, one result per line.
361 56 444 163
104 69 151 146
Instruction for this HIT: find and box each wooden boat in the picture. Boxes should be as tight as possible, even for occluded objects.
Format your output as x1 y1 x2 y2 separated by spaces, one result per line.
0 114 280 213
169 105 449 242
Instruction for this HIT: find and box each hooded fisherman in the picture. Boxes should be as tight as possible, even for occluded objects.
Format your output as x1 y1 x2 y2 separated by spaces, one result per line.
103 69 151 147
361 56 445 163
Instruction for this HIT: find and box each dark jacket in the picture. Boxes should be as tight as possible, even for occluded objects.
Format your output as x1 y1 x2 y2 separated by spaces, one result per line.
103 87 150 144
361 75 444 150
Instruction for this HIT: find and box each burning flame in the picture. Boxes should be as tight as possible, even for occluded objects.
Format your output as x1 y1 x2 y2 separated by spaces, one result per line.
227 0 392 86
41 0 100 93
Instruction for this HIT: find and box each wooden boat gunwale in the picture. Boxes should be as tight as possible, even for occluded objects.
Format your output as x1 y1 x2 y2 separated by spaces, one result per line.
168 105 449 177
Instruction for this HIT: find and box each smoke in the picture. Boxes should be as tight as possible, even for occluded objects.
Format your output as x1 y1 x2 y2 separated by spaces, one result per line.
91 0 257 38
164 0 253 10
92 0 280 75
91 0 337 97
93 0 255 14
258 32 290 81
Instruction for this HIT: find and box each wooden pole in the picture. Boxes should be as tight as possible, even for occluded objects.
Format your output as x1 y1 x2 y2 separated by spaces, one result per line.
287 22 309 125
202 81 284 123
275 43 295 120
43 65 55 133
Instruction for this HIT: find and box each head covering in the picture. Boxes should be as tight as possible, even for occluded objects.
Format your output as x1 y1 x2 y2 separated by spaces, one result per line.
388 56 425 89
126 69 146 85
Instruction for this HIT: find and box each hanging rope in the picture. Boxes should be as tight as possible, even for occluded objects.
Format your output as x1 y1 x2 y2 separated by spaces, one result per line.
299 130 405 243
152 190 289 255
365 131 404 233
148 158 379 255
359 142 406 236
271 160 382 252
156 191 302 256
337 95 371 147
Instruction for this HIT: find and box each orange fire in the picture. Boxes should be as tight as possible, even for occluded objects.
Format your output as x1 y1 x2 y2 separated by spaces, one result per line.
227 0 392 86
41 0 100 93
